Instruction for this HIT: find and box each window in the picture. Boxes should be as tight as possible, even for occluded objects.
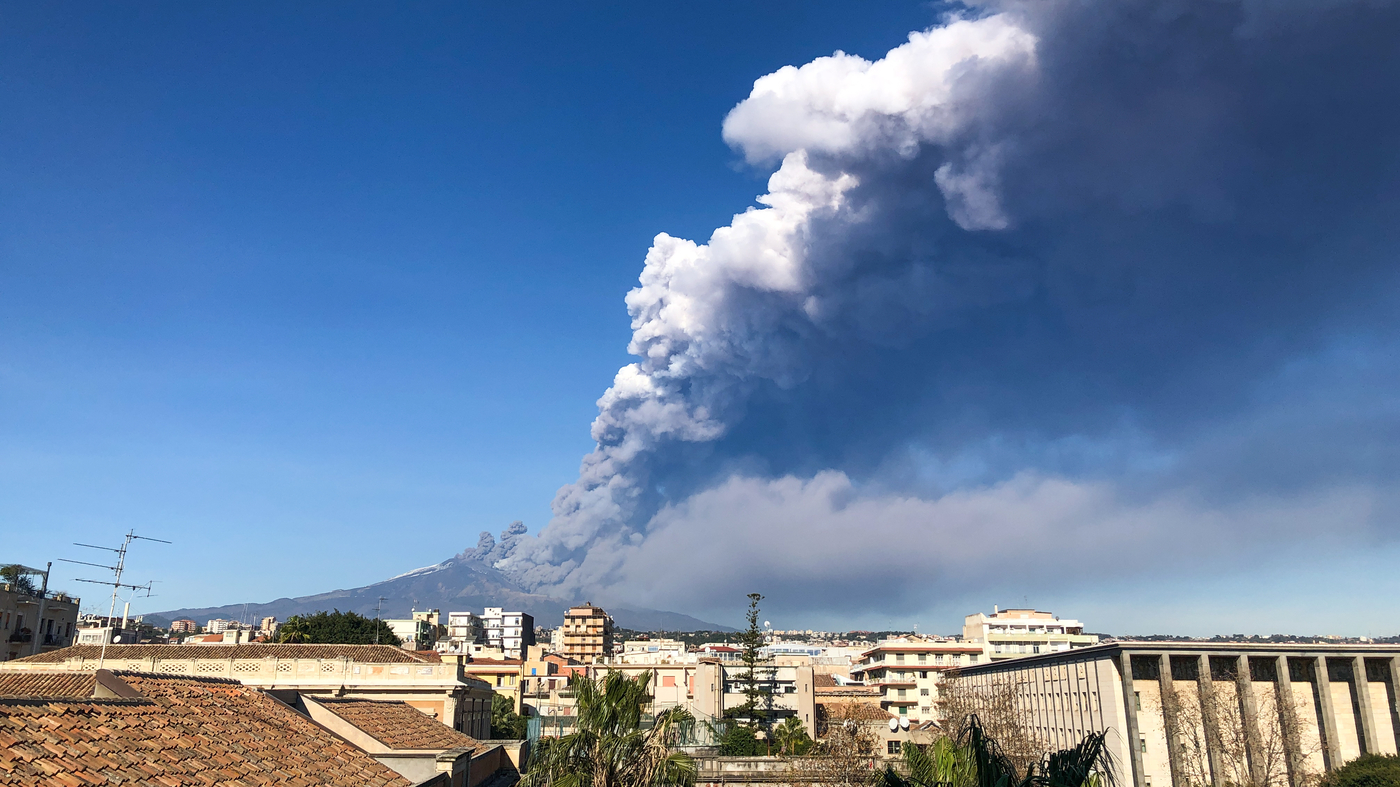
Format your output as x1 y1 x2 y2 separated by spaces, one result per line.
920 706 930 715
918 653 927 664
898 705 908 716
1140 737 1147 754
920 688 930 696
952 655 961 664
919 671 928 679
888 741 902 755
935 654 944 664
1134 691 1141 711
896 653 905 664
994 644 1003 653
1033 645 1041 654
969 655 978 664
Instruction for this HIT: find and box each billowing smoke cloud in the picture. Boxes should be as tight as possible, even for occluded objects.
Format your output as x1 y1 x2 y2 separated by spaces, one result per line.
494 0 1400 620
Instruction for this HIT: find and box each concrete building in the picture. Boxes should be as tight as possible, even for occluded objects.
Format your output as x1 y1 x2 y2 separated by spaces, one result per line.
483 607 534 660
851 639 985 723
692 658 817 732
561 604 613 664
1 567 79 662
2 643 497 738
386 609 441 651
955 641 1400 787
169 619 198 634
444 611 485 652
206 618 236 634
619 638 691 664
963 607 1098 661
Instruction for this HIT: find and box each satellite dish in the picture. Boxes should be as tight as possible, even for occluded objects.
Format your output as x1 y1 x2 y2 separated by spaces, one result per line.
889 718 899 732
764 621 770 627
900 717 910 730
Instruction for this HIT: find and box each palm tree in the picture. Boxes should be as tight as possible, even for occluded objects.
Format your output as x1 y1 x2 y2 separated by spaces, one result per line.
523 671 697 787
772 716 814 756
880 736 977 787
881 716 1113 787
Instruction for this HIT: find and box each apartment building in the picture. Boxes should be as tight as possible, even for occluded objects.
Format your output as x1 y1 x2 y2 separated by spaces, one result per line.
963 607 1098 661
483 607 535 660
385 609 441 651
851 639 984 723
956 641 1400 787
561 603 613 664
169 619 198 633
1 573 79 662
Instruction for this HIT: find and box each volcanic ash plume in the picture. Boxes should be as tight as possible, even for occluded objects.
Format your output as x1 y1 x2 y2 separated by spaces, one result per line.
491 0 1400 617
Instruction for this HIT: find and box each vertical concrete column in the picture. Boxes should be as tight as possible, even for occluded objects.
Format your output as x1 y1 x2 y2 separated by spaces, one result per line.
1118 650 1147 787
1391 657 1400 754
1314 656 1343 771
1352 657 1378 755
1158 654 1188 787
1234 655 1266 786
1197 654 1226 787
1275 656 1306 787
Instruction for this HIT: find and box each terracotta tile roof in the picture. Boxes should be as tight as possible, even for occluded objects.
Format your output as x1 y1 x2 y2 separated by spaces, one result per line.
315 697 485 751
0 671 410 786
0 671 96 698
10 642 432 664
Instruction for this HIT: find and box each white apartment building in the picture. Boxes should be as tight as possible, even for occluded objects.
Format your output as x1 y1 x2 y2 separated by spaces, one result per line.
851 639 985 723
206 619 235 634
963 607 1098 661
482 607 534 660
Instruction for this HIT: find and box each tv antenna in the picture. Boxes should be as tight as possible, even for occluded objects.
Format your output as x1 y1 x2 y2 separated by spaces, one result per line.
59 529 171 669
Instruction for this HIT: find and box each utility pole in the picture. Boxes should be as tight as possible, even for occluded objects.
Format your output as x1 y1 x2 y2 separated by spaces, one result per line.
375 596 388 646
60 530 170 669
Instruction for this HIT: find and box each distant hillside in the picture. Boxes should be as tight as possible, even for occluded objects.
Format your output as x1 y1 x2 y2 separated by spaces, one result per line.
146 545 732 632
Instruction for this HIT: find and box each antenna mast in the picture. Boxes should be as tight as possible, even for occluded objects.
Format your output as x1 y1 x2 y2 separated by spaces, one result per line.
60 529 171 669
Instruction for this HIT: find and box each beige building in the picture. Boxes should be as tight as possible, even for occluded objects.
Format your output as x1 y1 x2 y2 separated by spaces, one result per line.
956 641 1400 787
619 638 691 664
1 642 496 738
1 568 79 662
852 638 985 723
561 603 613 663
963 607 1098 661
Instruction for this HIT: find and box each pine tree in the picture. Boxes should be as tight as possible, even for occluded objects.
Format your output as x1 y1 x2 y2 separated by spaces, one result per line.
734 592 766 731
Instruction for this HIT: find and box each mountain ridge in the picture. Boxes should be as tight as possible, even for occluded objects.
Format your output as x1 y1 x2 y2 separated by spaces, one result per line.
145 542 733 632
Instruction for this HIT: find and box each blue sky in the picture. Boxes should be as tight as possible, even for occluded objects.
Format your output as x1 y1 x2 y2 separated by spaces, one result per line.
1 1 942 613
4 1 1399 635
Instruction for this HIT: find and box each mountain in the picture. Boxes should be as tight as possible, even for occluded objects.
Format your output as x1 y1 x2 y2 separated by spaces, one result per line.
144 548 732 632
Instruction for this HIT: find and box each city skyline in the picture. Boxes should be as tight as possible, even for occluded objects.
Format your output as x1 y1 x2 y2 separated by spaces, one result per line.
4 1 1399 637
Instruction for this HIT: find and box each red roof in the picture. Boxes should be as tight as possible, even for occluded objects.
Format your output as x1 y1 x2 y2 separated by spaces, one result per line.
0 671 408 786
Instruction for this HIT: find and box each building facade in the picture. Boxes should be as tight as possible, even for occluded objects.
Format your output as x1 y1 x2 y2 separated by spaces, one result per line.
963 608 1099 661
1 577 79 662
852 639 985 723
482 607 535 660
955 641 1400 787
561 604 613 664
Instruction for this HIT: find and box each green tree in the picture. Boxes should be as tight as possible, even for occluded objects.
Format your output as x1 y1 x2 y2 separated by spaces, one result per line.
275 610 401 646
0 565 37 596
491 691 528 739
1319 754 1400 787
718 724 763 756
878 737 976 787
523 671 696 787
734 592 767 731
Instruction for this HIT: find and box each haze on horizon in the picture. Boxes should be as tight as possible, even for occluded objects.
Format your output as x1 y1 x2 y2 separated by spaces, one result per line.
3 0 1398 638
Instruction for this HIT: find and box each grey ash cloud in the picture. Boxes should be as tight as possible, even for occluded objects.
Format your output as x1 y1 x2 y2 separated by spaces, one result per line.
491 0 1400 622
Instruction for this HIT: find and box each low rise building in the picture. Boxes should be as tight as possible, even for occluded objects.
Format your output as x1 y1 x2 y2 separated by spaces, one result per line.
962 607 1098 661
619 638 691 664
955 641 1400 787
386 609 441 651
2 643 496 738
561 604 613 664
